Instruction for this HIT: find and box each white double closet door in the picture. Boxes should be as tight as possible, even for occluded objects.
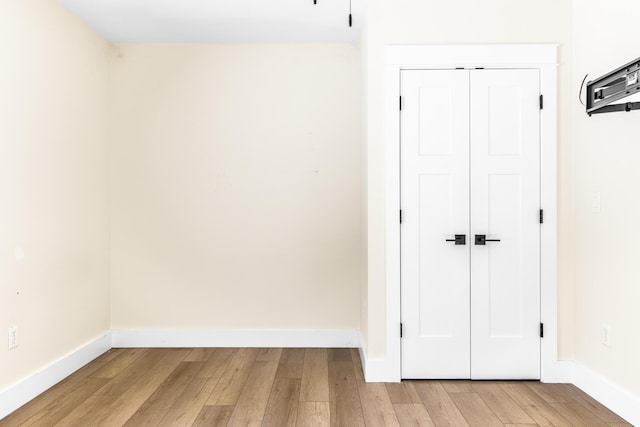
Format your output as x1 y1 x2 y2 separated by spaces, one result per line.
401 69 541 380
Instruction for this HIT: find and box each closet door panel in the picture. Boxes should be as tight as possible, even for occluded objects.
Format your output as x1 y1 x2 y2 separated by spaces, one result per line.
400 70 471 379
470 69 541 380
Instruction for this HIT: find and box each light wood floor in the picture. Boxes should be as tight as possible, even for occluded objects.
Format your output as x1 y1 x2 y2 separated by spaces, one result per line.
0 348 631 427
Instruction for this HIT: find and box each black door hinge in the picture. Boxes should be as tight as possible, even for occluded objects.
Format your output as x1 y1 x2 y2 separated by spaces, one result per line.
540 94 544 110
400 210 403 224
399 96 403 111
539 209 544 224
540 323 544 338
400 323 403 338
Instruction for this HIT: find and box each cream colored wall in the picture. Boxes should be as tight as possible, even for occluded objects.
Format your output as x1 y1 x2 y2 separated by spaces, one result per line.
361 0 575 359
0 0 110 389
109 44 362 330
572 0 640 397
359 20 370 352
14 0 640 402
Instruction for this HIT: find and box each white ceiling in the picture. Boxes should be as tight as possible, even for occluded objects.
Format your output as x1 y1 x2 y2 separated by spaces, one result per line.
58 0 364 43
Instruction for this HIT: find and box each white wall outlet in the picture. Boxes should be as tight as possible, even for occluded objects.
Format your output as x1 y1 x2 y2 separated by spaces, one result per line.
602 323 612 347
14 247 25 261
8 326 18 350
591 192 601 213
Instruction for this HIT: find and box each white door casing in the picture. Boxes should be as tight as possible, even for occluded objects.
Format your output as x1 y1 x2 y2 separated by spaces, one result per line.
400 68 541 380
376 45 558 384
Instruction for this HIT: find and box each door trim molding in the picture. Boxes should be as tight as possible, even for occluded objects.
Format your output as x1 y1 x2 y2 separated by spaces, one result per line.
380 44 560 382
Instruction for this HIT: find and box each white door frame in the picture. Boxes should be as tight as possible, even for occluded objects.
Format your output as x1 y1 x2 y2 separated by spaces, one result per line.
383 44 564 382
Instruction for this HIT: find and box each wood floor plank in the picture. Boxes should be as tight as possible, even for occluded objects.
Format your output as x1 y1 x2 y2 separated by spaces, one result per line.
393 404 436 427
566 386 629 423
256 348 283 362
0 357 113 427
440 381 474 393
7 349 631 427
185 348 216 362
157 377 216 427
328 359 365 427
412 381 470 427
65 349 125 383
551 402 611 427
500 382 574 427
53 351 161 426
197 348 237 379
206 348 259 406
328 348 352 362
300 348 329 402
357 381 400 427
123 361 204 426
95 349 167 396
262 379 301 427
226 360 279 427
386 382 422 404
0 385 67 427
192 405 234 427
276 348 305 379
211 348 238 360
296 402 330 427
527 382 576 404
53 393 120 426
350 349 364 380
449 392 503 427
472 382 535 424
91 349 190 426
16 378 108 427
90 348 148 379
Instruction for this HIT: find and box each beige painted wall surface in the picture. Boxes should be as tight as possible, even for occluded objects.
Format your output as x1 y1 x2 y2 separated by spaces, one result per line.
362 0 574 359
0 0 110 388
359 27 370 352
110 45 361 330
572 0 640 397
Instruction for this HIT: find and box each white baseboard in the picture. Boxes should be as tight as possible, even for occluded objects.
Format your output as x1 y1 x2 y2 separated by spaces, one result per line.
111 328 359 349
542 360 574 383
358 345 396 382
0 332 112 420
573 362 640 426
358 332 400 382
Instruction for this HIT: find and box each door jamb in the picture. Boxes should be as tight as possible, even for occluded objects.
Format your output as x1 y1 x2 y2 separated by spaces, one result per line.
384 45 562 382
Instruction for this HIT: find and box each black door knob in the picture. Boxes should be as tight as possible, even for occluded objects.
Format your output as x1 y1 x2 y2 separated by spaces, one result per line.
445 234 466 245
475 234 501 245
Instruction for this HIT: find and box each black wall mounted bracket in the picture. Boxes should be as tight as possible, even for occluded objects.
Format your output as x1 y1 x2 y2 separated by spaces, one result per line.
586 57 640 115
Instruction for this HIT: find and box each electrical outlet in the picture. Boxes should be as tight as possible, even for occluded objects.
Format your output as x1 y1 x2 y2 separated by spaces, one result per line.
14 247 25 261
8 326 18 350
591 192 601 213
602 324 612 347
